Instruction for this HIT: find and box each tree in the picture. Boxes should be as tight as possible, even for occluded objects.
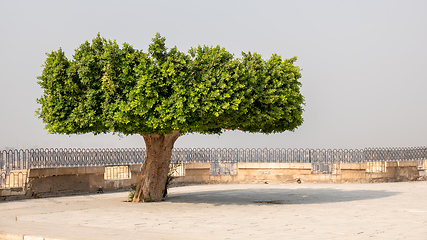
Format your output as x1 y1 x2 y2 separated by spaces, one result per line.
37 33 305 202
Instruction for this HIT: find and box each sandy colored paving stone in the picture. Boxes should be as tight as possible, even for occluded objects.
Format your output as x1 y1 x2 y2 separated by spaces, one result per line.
0 182 426 240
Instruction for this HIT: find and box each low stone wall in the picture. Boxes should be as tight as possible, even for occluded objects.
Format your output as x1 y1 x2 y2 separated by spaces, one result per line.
27 166 104 197
103 165 141 190
24 165 142 198
0 170 28 197
174 161 423 184
0 160 424 199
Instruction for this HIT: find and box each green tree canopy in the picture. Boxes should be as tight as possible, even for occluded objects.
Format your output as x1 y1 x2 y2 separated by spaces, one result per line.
37 33 305 136
37 33 305 201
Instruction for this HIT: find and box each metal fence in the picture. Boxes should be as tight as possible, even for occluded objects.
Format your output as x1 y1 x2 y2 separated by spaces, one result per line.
1 147 426 170
1 147 426 188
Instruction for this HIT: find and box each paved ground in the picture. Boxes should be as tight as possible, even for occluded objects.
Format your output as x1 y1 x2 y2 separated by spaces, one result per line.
1 182 427 240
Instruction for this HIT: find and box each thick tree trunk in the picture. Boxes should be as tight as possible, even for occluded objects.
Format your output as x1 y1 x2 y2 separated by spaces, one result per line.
133 130 180 202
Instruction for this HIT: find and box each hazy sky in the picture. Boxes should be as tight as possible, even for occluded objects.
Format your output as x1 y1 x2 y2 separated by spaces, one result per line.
1 0 426 150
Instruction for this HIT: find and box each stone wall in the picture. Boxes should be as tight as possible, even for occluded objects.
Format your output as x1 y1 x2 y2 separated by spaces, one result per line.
23 165 142 198
0 160 425 199
175 161 423 184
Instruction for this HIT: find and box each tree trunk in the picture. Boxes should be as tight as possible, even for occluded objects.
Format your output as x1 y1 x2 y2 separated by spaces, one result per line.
133 130 180 202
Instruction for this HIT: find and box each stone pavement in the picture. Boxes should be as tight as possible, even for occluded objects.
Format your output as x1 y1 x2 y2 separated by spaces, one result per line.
1 182 427 240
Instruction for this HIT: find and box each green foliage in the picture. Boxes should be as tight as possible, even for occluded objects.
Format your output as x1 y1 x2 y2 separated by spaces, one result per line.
128 184 136 201
37 33 304 136
128 186 156 202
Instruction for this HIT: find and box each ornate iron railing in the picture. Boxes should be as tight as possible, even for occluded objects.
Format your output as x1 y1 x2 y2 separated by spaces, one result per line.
1 147 426 171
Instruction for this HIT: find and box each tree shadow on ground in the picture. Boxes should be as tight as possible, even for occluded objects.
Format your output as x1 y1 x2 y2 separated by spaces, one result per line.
166 186 399 205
